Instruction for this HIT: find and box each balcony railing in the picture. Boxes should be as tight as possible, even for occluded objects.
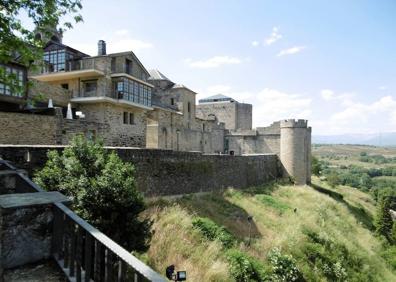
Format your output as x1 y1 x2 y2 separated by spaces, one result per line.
52 203 165 282
41 58 99 74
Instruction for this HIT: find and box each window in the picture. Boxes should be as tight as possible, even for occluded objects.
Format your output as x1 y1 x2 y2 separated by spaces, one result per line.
43 49 70 72
83 80 97 96
111 58 116 72
123 112 128 124
171 98 175 105
61 83 69 90
114 77 152 106
125 59 132 74
0 64 25 97
187 102 191 113
129 113 134 124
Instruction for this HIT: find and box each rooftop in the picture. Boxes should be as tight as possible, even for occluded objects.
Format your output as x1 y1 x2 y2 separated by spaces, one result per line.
148 69 172 81
199 94 236 104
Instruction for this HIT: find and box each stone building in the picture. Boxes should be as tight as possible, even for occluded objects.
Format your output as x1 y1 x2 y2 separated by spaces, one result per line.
146 70 225 153
196 94 252 130
0 30 312 184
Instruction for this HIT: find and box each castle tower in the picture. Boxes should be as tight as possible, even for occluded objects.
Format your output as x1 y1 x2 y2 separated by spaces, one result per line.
34 24 63 44
280 119 311 185
306 126 312 184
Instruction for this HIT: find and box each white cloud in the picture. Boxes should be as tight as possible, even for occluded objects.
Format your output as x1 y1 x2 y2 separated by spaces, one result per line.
320 89 355 106
265 27 283 46
115 29 129 36
321 89 335 101
379 85 388 90
251 41 259 47
314 95 396 134
67 29 153 56
108 39 153 53
185 56 243 68
207 85 232 94
254 88 312 124
277 46 306 57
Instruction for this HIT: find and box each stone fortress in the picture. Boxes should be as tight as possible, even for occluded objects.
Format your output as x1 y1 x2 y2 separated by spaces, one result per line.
0 28 312 185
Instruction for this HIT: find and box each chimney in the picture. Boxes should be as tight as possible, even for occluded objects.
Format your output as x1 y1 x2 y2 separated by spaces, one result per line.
98 40 106 56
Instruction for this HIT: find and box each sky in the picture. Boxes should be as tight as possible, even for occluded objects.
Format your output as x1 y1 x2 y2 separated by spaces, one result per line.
22 0 396 135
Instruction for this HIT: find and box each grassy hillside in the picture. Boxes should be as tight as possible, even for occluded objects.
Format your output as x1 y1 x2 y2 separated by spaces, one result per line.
140 178 395 281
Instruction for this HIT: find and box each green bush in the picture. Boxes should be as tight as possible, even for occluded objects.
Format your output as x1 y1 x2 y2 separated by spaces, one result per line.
302 229 375 281
381 245 396 271
34 135 152 252
268 247 304 282
326 172 341 188
226 249 268 281
311 156 322 176
192 217 235 248
375 196 394 243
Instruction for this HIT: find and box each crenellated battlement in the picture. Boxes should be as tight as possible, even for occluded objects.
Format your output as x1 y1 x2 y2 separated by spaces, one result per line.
280 119 308 128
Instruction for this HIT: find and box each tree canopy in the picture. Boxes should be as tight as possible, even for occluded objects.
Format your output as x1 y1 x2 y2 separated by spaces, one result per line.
0 0 83 95
34 135 152 252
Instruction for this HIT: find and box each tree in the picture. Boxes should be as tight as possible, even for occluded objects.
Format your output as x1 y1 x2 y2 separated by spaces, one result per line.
0 0 83 96
311 156 322 176
375 196 394 243
34 135 152 252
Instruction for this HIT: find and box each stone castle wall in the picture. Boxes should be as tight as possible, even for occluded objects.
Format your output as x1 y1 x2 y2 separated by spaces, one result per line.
0 146 280 197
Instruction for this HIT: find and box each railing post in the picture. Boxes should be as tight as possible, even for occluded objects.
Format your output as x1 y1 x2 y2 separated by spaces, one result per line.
84 233 93 282
76 226 83 282
69 221 76 277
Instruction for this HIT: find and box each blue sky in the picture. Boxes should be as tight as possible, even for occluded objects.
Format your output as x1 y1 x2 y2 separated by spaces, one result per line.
25 0 396 135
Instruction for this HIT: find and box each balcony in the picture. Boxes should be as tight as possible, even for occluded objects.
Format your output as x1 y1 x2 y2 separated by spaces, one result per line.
0 160 165 282
31 58 105 82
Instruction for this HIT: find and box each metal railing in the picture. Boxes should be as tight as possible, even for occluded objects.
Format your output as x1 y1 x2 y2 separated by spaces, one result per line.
52 203 165 282
41 58 99 74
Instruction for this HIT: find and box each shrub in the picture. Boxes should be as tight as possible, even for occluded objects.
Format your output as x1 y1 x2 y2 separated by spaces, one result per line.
34 135 152 252
381 245 396 271
375 196 394 243
192 217 235 248
302 229 375 281
326 172 341 188
311 156 322 176
268 247 304 282
226 249 268 281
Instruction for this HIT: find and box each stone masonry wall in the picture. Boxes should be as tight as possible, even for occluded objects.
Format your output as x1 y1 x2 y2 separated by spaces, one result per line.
29 79 72 107
0 111 102 146
0 112 59 145
0 146 281 197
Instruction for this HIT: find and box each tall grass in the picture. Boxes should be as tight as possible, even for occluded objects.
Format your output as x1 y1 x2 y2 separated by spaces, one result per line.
142 178 396 281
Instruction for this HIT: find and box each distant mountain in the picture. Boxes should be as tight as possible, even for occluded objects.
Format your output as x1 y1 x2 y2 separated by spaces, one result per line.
313 132 396 146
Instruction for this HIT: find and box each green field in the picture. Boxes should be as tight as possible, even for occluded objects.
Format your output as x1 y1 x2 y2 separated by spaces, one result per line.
313 144 396 169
